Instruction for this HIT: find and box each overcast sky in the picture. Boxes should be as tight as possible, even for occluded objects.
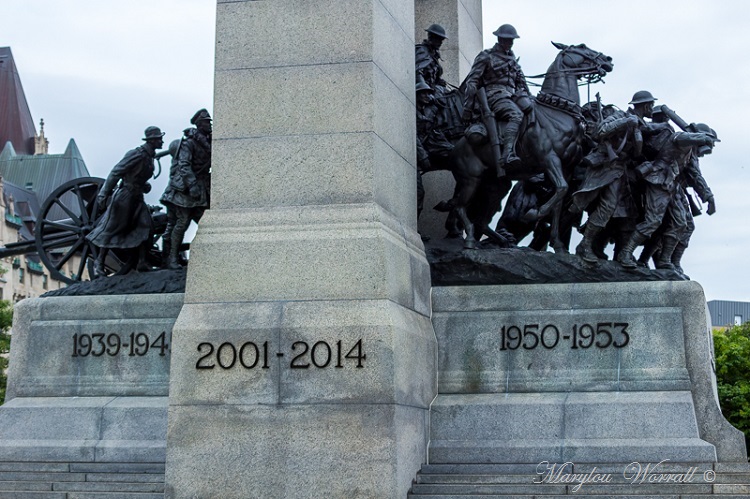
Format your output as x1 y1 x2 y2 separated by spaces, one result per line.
1 1 748 302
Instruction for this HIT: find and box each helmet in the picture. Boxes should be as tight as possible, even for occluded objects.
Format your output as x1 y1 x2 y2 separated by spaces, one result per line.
425 24 447 39
629 90 657 105
416 81 433 93
651 104 665 116
493 24 520 39
142 126 165 141
693 122 721 142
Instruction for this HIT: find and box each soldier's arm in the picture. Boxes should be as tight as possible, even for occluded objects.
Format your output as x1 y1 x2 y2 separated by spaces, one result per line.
595 114 637 140
97 148 140 207
683 153 714 203
673 131 714 149
462 51 489 113
176 142 199 192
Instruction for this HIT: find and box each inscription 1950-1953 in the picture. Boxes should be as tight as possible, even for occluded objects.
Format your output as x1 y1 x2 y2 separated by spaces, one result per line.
195 339 367 370
499 322 630 351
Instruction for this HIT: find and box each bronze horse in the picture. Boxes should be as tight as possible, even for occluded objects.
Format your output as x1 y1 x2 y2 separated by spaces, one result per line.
437 42 614 251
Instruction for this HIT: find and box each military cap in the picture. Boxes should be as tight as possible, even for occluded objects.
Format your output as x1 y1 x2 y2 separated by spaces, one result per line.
416 81 433 93
191 108 212 125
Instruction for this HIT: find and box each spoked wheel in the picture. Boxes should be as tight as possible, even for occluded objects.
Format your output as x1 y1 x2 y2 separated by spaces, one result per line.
34 177 132 284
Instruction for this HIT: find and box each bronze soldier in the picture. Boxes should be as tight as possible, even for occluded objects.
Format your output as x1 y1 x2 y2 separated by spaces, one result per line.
416 24 448 94
616 108 715 268
571 92 654 262
160 109 212 269
462 24 531 169
87 126 164 276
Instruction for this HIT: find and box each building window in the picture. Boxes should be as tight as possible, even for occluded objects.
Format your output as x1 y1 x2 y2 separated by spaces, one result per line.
18 268 24 284
734 315 743 326
43 274 48 290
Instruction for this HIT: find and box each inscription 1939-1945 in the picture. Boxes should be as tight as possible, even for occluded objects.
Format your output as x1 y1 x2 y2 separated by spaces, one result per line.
72 332 169 358
195 339 367 370
499 322 630 351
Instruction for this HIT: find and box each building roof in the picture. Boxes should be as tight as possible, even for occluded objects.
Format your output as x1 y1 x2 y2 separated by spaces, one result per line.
0 47 36 155
2 178 39 242
0 139 90 208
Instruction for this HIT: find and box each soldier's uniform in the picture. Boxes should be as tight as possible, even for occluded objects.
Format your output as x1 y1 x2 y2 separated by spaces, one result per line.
160 109 212 269
462 24 530 167
415 24 448 94
87 126 164 276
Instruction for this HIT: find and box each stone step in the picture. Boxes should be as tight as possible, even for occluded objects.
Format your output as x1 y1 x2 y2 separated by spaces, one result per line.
416 472 750 485
0 461 165 498
408 496 750 499
410 462 750 496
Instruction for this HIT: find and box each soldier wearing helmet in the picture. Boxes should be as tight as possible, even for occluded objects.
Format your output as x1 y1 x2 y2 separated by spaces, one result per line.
462 23 530 169
571 92 656 263
416 24 448 95
160 109 212 269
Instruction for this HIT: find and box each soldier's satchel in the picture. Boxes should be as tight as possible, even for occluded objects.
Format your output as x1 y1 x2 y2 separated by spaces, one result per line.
636 160 656 178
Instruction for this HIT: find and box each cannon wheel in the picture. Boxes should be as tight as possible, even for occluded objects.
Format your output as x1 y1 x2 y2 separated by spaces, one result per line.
34 177 135 284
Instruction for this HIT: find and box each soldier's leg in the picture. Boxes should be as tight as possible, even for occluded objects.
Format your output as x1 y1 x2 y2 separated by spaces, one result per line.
618 185 669 268
161 205 177 268
576 180 622 262
168 206 191 270
656 196 688 271
496 102 524 167
671 196 695 273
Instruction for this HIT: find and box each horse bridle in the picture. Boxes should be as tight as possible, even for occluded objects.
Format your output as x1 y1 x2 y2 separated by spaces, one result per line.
526 45 610 86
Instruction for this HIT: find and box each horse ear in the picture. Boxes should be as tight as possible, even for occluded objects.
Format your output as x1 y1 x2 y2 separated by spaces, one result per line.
551 41 568 50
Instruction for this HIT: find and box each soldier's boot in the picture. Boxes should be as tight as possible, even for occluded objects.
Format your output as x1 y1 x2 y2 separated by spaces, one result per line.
575 223 603 264
655 236 679 271
168 225 187 270
502 122 522 168
637 237 659 268
161 239 171 269
93 249 108 279
616 231 647 269
671 242 689 277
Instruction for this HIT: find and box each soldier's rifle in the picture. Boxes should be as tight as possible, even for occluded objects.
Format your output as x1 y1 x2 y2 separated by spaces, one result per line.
477 88 505 178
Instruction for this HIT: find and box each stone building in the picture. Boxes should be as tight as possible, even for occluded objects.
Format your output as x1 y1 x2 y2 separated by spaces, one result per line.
0 47 91 302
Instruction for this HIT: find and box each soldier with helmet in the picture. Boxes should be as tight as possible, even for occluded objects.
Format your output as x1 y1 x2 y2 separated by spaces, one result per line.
160 109 212 269
416 24 448 95
615 101 713 268
571 91 657 263
87 126 164 276
462 23 531 169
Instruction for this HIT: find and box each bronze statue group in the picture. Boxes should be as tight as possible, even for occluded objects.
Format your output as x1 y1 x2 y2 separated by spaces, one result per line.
416 23 718 278
85 109 212 277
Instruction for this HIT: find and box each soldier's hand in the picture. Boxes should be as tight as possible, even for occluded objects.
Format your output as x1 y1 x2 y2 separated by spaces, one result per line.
97 194 108 212
707 197 716 215
189 184 201 198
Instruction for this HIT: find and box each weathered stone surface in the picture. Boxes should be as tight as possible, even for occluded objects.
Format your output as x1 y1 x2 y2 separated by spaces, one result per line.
426 237 688 285
8 294 181 399
0 397 167 463
165 404 426 499
427 281 748 467
42 269 186 297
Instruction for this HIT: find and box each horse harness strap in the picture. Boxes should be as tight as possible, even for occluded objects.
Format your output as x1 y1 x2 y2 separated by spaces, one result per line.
535 91 583 119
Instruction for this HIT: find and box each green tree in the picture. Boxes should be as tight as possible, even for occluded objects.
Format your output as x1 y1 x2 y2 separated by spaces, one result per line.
0 300 12 405
713 322 750 438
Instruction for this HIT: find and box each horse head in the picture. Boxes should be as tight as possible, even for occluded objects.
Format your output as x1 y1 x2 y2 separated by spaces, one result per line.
550 41 614 81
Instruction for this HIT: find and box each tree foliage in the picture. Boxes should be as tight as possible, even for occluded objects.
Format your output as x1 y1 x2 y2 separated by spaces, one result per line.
713 322 750 438
0 300 12 405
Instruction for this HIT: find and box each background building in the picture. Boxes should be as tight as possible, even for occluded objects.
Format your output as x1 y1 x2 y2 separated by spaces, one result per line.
0 46 90 302
708 300 750 329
